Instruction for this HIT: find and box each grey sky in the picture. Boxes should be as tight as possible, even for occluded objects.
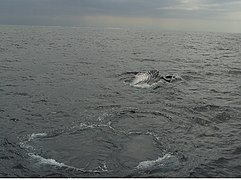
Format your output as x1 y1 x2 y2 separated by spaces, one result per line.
0 0 241 32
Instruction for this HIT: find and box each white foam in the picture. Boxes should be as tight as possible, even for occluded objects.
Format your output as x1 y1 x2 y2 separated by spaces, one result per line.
19 141 34 151
136 153 172 171
97 162 108 172
170 73 182 82
145 131 160 140
29 153 88 172
131 82 152 88
20 133 46 151
29 153 109 173
75 122 117 133
131 79 164 88
28 133 47 141
29 153 69 167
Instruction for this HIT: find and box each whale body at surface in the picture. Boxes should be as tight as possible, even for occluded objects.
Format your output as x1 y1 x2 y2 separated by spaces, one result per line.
129 70 180 88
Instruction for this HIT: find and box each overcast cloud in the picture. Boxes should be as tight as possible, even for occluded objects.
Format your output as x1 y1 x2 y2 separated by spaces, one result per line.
0 0 241 32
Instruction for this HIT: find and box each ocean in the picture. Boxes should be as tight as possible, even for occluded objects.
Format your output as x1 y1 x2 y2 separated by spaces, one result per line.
0 25 241 177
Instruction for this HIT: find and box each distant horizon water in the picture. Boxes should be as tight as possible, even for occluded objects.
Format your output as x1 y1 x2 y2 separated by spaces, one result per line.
0 23 241 34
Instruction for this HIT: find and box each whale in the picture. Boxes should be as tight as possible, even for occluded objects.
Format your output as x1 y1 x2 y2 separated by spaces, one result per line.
130 70 178 87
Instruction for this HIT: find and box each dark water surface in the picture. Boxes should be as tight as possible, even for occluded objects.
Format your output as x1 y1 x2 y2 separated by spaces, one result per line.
0 25 241 177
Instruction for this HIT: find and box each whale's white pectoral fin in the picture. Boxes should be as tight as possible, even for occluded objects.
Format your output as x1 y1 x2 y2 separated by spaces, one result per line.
129 70 181 88
130 70 161 87
132 73 150 85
